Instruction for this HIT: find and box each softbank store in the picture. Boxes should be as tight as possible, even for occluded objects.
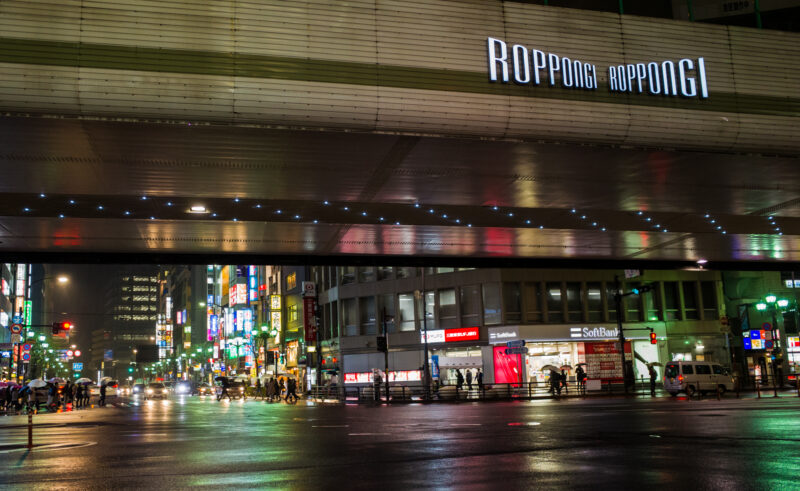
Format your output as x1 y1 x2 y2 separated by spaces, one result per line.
488 324 669 386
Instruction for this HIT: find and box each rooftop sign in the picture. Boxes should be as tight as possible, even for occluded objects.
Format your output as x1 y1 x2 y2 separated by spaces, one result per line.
487 37 708 99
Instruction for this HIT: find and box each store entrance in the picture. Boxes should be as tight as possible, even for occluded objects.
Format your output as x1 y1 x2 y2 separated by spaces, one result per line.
431 346 483 387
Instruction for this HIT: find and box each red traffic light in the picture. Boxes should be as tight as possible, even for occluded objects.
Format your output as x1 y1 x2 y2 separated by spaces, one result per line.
62 322 72 330
51 321 73 335
649 332 657 344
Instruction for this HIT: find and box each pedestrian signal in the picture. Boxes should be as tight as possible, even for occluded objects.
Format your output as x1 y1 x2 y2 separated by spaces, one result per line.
650 332 657 344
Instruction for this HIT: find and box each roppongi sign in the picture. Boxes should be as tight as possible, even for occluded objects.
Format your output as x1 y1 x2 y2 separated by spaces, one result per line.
487 37 709 99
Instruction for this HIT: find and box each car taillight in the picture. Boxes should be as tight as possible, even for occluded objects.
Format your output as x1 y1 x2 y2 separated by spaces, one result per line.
678 374 684 383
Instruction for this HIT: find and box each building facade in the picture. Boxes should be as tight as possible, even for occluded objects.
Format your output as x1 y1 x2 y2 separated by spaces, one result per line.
313 267 727 387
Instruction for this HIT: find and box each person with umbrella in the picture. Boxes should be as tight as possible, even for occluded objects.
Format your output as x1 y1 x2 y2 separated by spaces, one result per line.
99 381 107 407
648 363 658 397
216 376 231 401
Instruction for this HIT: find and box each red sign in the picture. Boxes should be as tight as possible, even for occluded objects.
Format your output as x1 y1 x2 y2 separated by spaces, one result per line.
444 327 480 342
303 297 317 343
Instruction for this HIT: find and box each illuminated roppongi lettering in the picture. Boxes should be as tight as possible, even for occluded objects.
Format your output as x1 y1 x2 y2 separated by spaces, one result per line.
487 37 709 99
487 37 598 90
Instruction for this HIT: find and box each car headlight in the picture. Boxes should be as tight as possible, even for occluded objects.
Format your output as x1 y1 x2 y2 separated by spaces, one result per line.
147 389 153 394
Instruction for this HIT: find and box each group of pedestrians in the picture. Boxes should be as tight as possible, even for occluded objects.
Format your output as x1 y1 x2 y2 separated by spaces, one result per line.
454 368 483 392
1 379 95 414
255 377 298 403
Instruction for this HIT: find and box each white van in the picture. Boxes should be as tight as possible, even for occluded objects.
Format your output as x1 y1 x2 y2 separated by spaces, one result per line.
663 361 734 396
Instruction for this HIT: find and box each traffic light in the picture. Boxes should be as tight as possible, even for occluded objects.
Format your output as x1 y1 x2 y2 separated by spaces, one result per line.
51 321 72 335
649 332 657 344
632 285 653 295
128 367 134 373
376 336 388 352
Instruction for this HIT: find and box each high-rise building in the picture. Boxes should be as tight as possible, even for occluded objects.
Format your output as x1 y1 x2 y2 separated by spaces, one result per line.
100 266 160 379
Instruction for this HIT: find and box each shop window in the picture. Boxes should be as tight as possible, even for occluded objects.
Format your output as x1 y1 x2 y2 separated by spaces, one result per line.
439 288 458 328
545 282 564 323
682 281 699 320
398 293 416 331
645 284 663 321
663 282 680 320
460 285 481 326
586 282 603 322
483 283 502 325
436 267 455 274
286 273 297 291
502 283 522 323
343 298 358 336
330 301 339 338
565 282 582 322
523 282 543 323
341 267 356 285
360 296 377 335
417 290 436 329
358 267 375 283
624 282 642 322
377 266 393 281
396 267 413 279
289 304 298 322
603 282 618 322
380 294 396 333
700 281 718 320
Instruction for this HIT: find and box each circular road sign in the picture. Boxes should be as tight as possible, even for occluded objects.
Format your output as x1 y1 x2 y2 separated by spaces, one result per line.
22 343 32 351
763 322 773 330
10 323 22 334
21 352 31 362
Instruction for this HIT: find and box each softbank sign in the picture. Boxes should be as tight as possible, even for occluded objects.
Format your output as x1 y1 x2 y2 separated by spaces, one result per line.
487 37 709 99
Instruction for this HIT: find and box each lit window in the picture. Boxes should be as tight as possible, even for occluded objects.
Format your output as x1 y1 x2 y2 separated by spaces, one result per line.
286 273 297 290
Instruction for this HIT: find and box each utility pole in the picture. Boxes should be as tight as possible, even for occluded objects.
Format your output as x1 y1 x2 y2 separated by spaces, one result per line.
382 307 390 403
614 276 628 394
421 268 430 400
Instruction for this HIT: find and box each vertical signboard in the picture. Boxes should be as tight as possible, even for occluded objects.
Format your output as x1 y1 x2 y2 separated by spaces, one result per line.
303 297 317 343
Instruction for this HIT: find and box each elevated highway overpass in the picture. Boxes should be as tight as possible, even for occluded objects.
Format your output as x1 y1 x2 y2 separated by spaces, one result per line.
0 0 798 265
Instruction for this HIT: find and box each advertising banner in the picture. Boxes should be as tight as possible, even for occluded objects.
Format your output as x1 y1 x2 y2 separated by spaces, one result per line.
584 341 631 382
303 297 317 343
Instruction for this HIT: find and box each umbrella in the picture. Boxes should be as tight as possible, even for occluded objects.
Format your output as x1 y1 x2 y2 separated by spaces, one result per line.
647 362 663 367
29 379 47 388
560 365 573 371
214 376 228 382
541 364 560 372
76 377 92 384
576 363 588 367
48 377 65 384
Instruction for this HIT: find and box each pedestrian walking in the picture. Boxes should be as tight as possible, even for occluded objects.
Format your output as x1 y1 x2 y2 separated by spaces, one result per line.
476 369 483 393
560 369 568 394
648 365 657 397
75 384 83 409
83 385 91 407
256 378 262 400
99 384 107 407
218 379 232 401
285 378 298 403
373 371 382 402
550 370 561 396
466 370 473 391
46 382 57 410
455 369 464 391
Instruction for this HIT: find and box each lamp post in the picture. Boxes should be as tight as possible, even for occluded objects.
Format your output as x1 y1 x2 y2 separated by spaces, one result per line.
755 294 791 390
14 274 70 382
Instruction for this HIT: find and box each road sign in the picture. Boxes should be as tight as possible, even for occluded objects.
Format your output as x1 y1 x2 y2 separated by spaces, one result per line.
21 352 30 362
763 322 773 330
22 343 32 351
73 362 83 371
505 347 529 355
506 340 525 348
11 334 21 344
10 323 22 334
12 315 23 325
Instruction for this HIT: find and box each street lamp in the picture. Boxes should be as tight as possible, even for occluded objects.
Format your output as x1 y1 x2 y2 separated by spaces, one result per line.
56 275 69 284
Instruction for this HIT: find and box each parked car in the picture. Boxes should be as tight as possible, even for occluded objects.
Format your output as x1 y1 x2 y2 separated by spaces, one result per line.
664 361 734 396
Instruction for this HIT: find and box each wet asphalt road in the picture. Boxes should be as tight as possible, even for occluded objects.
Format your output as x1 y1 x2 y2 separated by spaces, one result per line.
1 395 799 490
